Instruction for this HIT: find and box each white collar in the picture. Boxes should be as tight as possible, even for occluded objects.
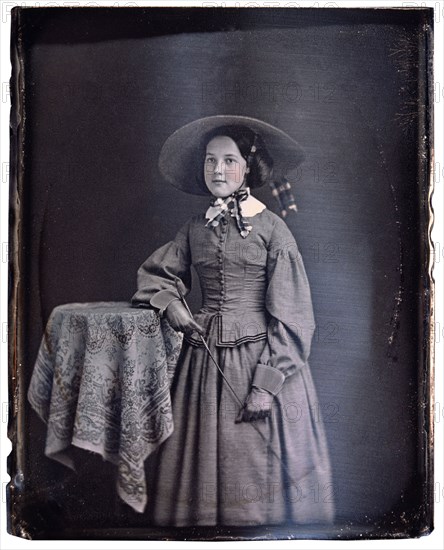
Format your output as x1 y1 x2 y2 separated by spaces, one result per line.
240 194 267 217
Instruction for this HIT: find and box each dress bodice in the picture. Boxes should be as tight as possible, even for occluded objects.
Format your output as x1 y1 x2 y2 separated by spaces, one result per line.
132 207 315 359
184 210 275 345
191 213 268 315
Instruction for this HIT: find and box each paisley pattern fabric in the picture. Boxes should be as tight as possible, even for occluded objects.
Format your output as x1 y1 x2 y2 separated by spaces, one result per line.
27 301 183 513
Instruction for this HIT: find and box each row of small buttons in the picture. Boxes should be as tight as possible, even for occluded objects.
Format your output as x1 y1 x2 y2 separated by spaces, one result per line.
217 218 228 308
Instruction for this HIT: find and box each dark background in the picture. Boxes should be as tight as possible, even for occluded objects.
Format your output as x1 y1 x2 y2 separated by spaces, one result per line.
10 7 432 539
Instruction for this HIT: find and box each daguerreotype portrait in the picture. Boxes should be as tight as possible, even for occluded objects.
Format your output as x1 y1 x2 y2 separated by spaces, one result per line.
7 5 434 541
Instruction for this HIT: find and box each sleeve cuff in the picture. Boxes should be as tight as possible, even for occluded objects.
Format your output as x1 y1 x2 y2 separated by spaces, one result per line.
149 290 180 316
252 363 285 396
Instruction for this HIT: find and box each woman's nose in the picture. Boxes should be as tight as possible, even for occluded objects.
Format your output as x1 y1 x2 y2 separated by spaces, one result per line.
214 160 224 175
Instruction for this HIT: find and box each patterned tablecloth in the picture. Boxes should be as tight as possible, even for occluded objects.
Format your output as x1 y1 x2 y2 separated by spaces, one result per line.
27 302 183 513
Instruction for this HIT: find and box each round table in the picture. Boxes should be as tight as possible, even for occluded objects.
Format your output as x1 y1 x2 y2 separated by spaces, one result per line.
27 301 183 513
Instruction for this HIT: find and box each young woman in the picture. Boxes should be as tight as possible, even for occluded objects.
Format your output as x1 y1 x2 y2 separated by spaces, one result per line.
132 115 334 527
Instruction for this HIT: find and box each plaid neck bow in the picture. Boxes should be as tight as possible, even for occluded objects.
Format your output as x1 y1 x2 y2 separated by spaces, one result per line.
205 187 253 238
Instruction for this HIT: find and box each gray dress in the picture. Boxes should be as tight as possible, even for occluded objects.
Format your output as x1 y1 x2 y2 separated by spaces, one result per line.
132 208 334 526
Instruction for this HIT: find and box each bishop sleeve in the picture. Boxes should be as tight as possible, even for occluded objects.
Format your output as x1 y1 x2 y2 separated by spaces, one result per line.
131 219 192 315
251 217 316 396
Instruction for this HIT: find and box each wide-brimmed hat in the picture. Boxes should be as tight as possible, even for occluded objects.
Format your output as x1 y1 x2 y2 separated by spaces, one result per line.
158 115 305 196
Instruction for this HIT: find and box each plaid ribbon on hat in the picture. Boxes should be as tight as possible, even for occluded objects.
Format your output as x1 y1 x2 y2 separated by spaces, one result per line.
205 187 252 238
269 177 298 217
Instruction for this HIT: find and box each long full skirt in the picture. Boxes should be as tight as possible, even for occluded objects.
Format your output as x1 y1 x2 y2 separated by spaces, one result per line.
145 320 335 527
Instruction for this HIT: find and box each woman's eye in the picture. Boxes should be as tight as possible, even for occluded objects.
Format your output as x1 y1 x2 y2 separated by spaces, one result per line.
226 159 234 165
206 158 215 164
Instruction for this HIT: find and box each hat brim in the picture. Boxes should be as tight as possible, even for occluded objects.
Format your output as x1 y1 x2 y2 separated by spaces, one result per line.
158 115 305 196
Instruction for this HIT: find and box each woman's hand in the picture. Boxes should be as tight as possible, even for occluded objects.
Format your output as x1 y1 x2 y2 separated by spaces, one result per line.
165 299 205 336
235 387 273 423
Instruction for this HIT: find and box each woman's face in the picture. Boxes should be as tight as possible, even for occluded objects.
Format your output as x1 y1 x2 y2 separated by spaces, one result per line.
204 136 247 198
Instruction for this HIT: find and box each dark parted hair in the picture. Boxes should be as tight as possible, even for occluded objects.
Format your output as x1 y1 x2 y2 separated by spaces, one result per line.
195 125 274 194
